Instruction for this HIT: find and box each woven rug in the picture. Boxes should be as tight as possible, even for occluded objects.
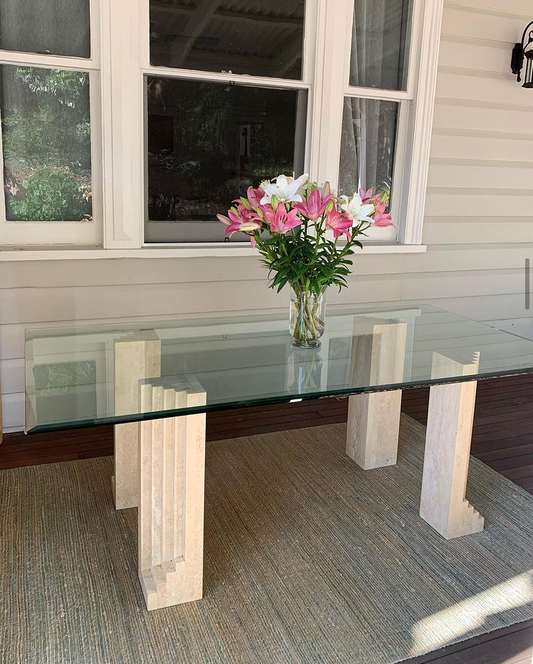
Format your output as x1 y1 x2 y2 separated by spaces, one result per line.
1 415 533 664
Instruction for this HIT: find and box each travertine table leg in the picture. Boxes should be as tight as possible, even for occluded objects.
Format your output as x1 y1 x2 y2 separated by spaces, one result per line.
347 318 407 469
420 352 484 539
113 332 161 510
138 377 206 610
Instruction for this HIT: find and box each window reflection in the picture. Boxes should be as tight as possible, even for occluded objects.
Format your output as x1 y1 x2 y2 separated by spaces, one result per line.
0 65 92 222
149 0 305 80
146 77 306 242
0 0 90 58
34 361 97 425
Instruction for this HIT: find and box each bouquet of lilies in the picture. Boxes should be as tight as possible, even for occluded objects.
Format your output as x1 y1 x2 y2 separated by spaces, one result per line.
218 173 393 292
217 174 393 346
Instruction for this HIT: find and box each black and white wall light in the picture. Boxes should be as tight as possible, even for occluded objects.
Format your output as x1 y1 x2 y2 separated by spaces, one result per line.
511 20 533 88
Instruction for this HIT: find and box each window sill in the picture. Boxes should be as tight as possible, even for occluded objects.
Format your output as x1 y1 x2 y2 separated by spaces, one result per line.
0 243 427 261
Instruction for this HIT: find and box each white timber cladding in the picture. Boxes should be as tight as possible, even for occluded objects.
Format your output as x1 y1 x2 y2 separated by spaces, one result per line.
0 0 444 253
1 0 533 431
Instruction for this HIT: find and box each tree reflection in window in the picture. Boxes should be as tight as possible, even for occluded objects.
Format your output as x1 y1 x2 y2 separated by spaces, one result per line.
1 65 92 221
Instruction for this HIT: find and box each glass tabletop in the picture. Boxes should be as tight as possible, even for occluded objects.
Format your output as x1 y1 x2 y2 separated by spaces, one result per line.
25 304 533 432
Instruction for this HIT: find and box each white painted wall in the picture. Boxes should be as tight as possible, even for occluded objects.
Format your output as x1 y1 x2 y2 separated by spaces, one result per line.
1 0 533 432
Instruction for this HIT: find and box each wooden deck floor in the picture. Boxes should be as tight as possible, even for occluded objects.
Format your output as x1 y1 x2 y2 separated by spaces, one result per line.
1 374 532 663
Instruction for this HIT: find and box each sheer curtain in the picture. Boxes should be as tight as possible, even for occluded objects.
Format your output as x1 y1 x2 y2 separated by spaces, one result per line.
350 0 411 90
339 98 398 197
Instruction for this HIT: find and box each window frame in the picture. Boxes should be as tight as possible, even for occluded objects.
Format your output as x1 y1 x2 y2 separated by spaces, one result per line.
0 0 444 256
311 0 444 246
139 0 317 246
336 0 419 244
0 0 103 247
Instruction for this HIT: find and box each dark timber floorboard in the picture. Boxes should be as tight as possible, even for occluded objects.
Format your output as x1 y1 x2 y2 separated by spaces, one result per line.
1 374 532 663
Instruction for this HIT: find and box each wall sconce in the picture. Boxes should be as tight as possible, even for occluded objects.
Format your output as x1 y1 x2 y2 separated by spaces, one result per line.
511 20 533 88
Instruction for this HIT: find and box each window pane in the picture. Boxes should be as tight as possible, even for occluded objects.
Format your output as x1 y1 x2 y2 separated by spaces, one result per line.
1 66 92 221
339 97 398 202
349 0 413 90
0 0 90 58
150 0 305 80
146 77 306 243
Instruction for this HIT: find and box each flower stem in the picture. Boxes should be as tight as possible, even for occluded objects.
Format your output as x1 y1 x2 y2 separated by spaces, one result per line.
291 286 325 346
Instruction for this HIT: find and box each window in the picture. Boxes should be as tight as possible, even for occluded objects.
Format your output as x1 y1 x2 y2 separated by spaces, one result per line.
339 99 398 211
145 0 310 244
339 0 413 243
143 0 441 246
0 0 444 252
146 79 307 243
0 0 91 57
349 0 412 90
0 0 101 246
1 66 92 222
149 0 305 79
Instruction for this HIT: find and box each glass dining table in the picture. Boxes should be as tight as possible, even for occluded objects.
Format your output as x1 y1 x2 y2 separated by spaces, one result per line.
25 304 533 610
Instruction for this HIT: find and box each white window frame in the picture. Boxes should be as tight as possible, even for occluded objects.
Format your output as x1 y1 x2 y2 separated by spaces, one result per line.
141 0 317 246
0 0 443 258
0 0 103 247
311 0 444 246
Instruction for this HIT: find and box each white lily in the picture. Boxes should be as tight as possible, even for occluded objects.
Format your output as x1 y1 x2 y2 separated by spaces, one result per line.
260 173 308 205
340 193 375 224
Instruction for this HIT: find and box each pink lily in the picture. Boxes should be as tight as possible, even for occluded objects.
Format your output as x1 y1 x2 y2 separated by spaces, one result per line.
359 187 374 204
373 202 394 227
294 188 333 221
253 201 273 221
264 202 302 234
236 202 260 223
247 186 263 210
325 209 353 239
217 203 261 237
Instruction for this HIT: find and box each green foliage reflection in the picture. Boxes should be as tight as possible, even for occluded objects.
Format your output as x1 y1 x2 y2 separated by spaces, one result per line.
1 67 92 221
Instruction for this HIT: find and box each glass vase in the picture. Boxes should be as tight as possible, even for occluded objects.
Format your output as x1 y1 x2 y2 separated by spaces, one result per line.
289 286 326 349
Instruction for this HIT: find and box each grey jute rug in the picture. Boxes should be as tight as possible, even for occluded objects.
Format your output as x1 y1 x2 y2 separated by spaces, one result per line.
1 415 533 664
